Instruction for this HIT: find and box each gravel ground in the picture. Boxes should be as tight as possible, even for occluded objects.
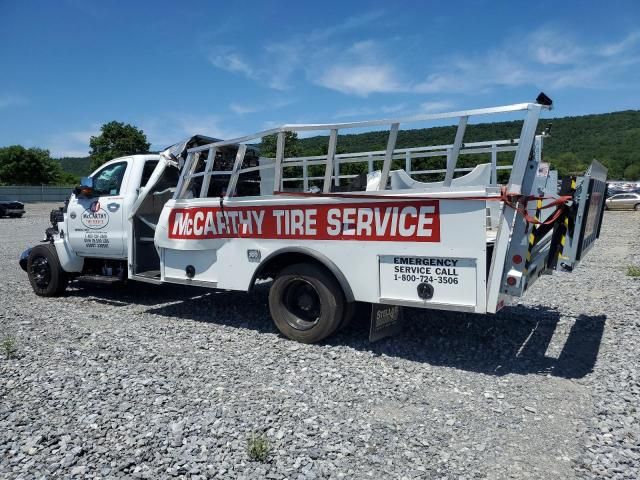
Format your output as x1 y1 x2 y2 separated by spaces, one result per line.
1 202 638 479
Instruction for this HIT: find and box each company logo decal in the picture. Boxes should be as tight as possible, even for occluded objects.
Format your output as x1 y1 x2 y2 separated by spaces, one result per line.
81 201 109 229
168 200 440 243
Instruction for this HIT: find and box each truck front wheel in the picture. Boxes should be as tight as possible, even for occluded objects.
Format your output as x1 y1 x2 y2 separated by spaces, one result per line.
27 244 68 296
269 263 345 343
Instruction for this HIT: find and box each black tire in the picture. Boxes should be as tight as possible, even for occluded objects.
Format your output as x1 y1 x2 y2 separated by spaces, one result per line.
9 213 23 218
27 244 68 296
635 204 640 211
269 263 345 343
0 207 5 218
339 301 357 330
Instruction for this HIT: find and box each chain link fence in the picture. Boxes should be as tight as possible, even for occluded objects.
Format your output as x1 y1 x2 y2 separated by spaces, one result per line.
0 185 73 202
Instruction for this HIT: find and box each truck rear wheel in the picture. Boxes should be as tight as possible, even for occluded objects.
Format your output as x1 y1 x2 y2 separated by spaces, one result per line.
269 263 345 343
27 244 68 296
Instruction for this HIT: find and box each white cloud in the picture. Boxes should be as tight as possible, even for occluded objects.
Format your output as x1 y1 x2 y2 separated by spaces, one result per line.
413 28 640 94
334 102 443 120
528 28 584 65
0 94 27 109
207 19 640 99
209 43 301 91
207 11 391 95
334 107 377 119
414 51 532 94
381 103 407 114
315 64 404 96
229 98 295 115
419 101 454 113
272 98 295 109
140 114 242 150
533 45 578 65
600 31 640 57
308 11 385 42
261 43 301 90
47 127 98 158
230 103 260 115
305 39 408 96
177 115 238 139
208 47 254 78
334 103 418 120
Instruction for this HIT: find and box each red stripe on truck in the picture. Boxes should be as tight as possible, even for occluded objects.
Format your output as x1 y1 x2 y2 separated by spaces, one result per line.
168 200 440 242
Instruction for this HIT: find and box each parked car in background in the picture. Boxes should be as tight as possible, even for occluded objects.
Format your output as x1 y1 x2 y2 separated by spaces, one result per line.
605 192 640 211
0 197 25 218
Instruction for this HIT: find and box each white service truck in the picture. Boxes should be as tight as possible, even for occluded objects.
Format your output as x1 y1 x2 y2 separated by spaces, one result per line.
21 95 608 343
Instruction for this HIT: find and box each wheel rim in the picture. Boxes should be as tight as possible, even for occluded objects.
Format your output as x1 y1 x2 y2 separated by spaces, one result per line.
30 255 51 288
282 278 321 331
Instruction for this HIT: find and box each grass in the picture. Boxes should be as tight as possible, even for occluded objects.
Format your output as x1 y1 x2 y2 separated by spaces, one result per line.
247 432 270 462
2 336 18 359
627 265 640 278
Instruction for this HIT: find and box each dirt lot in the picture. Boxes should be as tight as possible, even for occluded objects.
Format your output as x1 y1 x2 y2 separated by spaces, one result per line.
1 202 639 479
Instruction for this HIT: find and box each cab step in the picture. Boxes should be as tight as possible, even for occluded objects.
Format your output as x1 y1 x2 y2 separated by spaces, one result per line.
76 274 124 285
131 270 162 285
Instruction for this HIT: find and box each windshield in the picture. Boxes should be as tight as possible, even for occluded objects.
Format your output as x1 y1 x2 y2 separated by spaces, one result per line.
93 162 128 196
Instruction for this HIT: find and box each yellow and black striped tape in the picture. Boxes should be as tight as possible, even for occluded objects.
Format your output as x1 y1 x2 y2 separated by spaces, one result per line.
555 177 576 262
524 199 543 274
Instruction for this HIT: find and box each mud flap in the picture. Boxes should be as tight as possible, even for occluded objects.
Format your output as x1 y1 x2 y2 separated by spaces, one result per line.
369 304 404 342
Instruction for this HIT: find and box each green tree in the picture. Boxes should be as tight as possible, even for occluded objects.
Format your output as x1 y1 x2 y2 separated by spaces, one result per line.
89 121 150 170
57 156 91 177
0 146 66 185
623 163 640 180
259 131 299 157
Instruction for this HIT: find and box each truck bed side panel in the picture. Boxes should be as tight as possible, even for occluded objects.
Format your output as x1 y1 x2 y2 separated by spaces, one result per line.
154 195 488 312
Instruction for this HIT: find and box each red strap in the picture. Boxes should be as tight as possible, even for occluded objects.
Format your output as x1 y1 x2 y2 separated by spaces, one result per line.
273 188 572 226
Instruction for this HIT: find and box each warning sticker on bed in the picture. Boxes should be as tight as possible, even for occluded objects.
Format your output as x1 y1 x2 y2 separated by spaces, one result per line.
379 255 477 306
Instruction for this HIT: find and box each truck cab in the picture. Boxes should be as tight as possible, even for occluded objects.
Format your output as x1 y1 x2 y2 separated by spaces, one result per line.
65 155 160 260
20 154 167 295
22 135 237 292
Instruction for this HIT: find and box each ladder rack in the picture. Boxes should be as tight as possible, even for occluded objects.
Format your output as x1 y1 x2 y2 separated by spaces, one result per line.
177 100 550 200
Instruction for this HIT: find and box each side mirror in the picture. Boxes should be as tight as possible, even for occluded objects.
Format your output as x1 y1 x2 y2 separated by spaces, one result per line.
80 176 94 188
75 177 95 197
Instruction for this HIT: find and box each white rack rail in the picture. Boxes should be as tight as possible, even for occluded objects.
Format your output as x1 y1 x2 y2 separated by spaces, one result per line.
176 101 549 200
280 138 520 190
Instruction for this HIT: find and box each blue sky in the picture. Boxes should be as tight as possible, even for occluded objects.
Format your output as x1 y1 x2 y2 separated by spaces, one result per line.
1 0 639 157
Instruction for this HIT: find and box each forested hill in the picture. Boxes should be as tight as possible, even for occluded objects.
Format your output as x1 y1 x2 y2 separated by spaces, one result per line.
295 109 640 180
57 156 91 177
53 110 640 180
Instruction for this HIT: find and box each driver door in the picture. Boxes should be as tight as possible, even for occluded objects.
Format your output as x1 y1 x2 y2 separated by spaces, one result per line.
66 160 130 257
